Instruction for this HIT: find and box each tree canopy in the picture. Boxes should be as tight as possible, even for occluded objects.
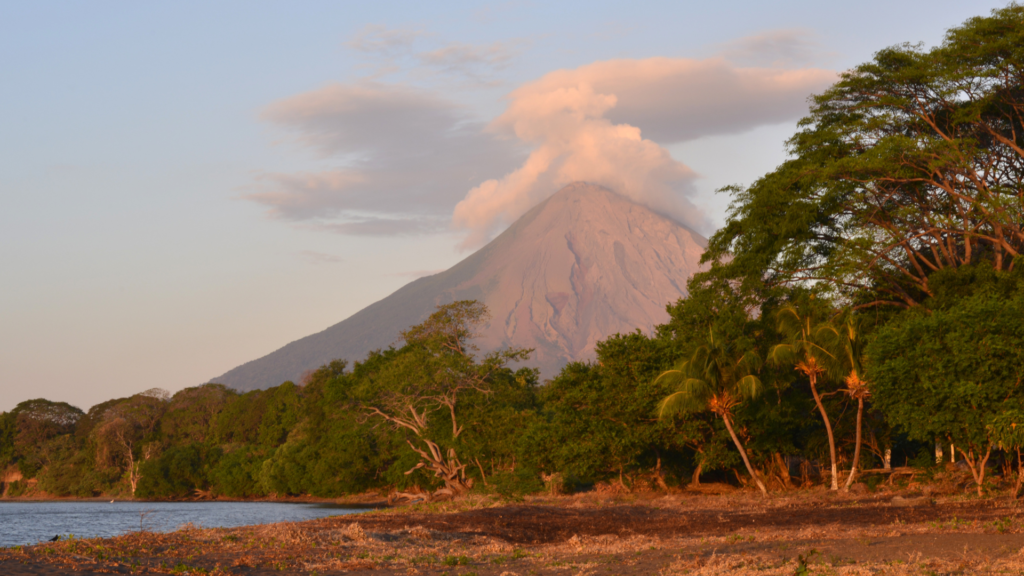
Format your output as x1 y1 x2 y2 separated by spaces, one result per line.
701 4 1024 308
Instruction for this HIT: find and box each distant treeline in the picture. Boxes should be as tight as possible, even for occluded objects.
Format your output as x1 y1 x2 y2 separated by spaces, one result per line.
5 6 1024 501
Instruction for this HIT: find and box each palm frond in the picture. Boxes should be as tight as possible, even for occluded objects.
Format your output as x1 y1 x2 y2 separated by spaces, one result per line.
679 377 712 401
657 383 708 417
815 317 865 383
767 343 796 367
736 374 763 400
775 306 805 338
652 369 684 388
737 350 763 374
688 346 711 370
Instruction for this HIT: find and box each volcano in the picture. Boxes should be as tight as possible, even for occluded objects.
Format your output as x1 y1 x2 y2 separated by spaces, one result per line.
213 183 707 391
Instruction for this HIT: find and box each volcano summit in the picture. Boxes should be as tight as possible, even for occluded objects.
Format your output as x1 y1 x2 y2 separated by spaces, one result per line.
214 183 707 391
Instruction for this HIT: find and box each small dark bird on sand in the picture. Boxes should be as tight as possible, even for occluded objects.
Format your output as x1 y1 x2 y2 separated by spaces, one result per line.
48 535 59 542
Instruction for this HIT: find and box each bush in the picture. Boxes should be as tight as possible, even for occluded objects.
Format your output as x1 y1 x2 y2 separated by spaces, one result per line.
6 480 28 497
37 452 95 497
210 447 267 498
488 467 545 500
868 283 1024 492
137 443 221 498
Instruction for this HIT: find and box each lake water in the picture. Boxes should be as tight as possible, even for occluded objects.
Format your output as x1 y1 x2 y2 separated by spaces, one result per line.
0 501 368 548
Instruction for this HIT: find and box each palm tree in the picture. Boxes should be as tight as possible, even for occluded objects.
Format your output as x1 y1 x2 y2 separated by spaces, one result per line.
768 306 840 490
656 333 768 497
820 316 872 492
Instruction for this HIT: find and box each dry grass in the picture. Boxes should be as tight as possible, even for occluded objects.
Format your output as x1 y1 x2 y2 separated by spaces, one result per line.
3 481 1024 574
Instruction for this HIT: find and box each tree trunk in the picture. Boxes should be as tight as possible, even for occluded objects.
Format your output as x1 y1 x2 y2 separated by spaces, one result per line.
692 460 702 485
653 453 669 491
961 445 992 497
405 439 473 496
116 434 139 497
474 457 488 486
774 452 793 489
809 374 839 490
721 414 768 497
842 398 864 491
128 462 139 496
1014 448 1024 500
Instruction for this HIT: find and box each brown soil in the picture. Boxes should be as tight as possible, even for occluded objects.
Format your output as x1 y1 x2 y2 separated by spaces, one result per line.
3 488 1024 575
352 495 1009 544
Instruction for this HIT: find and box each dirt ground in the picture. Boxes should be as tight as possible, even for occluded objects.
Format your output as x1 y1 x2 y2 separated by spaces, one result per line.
4 485 1024 575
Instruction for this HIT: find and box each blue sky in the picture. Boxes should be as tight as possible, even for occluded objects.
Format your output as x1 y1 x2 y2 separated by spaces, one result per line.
0 1 1009 411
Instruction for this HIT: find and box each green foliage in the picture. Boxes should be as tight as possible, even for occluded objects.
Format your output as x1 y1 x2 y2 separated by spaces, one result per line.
37 448 98 497
700 4 1024 308
658 332 763 419
868 281 1024 455
488 466 545 500
209 447 267 498
988 410 1024 453
137 443 222 498
528 331 686 484
908 448 938 470
213 390 265 445
357 300 534 494
5 399 86 480
160 384 235 445
75 398 127 440
256 383 303 448
0 412 15 468
7 480 28 497
533 362 626 481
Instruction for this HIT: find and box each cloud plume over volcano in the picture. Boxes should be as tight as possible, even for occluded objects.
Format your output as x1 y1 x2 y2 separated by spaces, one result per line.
452 57 835 247
246 52 834 244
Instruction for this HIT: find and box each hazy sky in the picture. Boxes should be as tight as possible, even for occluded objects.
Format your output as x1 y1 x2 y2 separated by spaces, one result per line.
0 1 1009 412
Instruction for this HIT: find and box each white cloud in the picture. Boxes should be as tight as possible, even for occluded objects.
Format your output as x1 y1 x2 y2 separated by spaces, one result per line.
244 82 524 229
249 51 835 247
452 57 836 248
417 40 525 84
347 24 425 57
344 24 526 85
718 29 832 68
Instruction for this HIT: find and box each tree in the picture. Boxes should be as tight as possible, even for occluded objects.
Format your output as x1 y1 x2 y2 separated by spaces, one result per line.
867 287 1024 495
988 410 1024 499
657 332 768 497
531 332 691 491
137 443 221 499
214 390 269 445
700 5 1024 309
160 384 236 444
361 300 531 499
820 316 872 491
0 412 15 470
768 306 842 490
9 399 84 478
93 390 168 496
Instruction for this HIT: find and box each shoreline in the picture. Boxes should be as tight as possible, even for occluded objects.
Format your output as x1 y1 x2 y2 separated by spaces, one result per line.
0 491 389 507
3 487 1024 574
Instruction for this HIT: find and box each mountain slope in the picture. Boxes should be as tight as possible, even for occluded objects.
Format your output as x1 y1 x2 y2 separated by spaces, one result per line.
213 183 706 391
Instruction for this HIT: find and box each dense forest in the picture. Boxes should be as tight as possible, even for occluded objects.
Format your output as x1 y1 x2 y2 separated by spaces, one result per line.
5 6 1024 501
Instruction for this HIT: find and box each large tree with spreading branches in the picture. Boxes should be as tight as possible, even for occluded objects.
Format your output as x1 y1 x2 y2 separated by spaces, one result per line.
700 4 1024 309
